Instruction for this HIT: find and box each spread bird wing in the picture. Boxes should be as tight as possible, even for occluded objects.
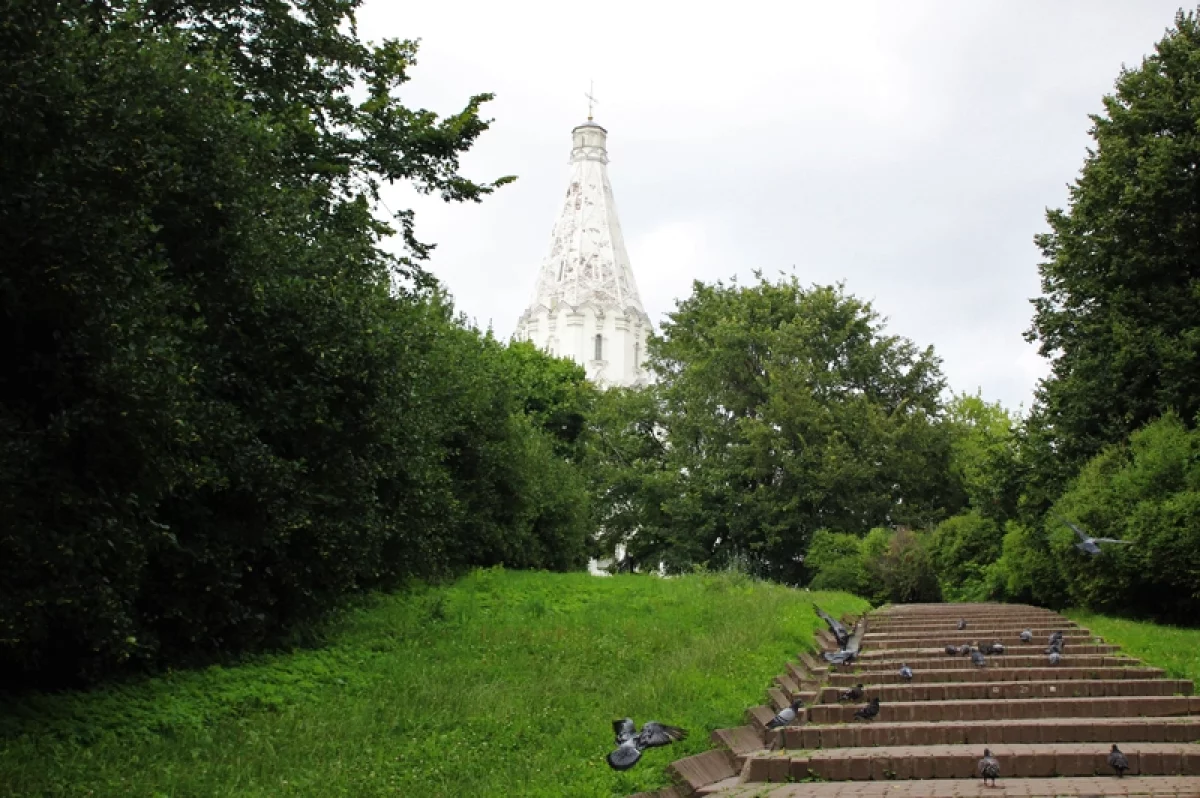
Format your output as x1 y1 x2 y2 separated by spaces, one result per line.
844 619 867 654
637 722 687 749
606 743 642 771
1094 538 1131 544
1054 513 1091 543
613 718 636 744
814 605 849 643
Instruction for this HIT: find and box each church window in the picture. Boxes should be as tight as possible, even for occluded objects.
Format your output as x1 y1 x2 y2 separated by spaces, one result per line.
594 334 603 361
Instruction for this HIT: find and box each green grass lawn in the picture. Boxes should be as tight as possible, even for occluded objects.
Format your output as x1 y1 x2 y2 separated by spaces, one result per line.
0 568 865 797
1066 610 1200 683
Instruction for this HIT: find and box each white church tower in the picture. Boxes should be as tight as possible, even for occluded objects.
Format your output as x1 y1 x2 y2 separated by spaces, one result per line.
515 112 652 388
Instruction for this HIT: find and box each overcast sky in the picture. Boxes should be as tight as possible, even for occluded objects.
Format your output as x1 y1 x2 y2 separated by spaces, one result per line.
358 1 1189 412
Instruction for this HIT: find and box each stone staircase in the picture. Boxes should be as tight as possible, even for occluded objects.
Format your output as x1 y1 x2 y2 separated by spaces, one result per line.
637 603 1200 797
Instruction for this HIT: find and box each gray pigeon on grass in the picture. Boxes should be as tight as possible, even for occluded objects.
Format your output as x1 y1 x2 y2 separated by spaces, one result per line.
606 719 687 771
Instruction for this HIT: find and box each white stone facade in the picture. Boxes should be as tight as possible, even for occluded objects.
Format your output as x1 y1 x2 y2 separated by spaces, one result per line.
515 120 652 388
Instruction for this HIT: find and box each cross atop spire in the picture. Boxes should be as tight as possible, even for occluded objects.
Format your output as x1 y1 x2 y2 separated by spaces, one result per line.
585 80 598 121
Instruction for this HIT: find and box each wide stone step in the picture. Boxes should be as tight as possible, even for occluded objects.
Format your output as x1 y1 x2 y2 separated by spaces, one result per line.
869 633 1095 650
775 715 1200 749
853 645 1122 661
867 616 1073 630
829 666 1167 685
807 695 1200 724
707 775 1200 796
864 626 1088 639
739 742 1200 782
817 678 1192 704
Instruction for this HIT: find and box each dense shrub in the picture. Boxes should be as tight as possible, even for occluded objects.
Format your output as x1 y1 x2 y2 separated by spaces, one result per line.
0 1 588 684
928 512 1002 602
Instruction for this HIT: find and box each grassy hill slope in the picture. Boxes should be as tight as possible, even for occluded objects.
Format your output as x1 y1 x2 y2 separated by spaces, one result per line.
0 569 866 797
1066 610 1200 683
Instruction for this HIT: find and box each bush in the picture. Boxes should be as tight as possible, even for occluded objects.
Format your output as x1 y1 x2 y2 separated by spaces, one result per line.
928 512 1003 602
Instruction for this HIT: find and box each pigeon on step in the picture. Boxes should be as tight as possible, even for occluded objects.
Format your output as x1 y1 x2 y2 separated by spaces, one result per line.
1019 630 1033 643
854 697 880 721
605 719 688 771
957 644 971 657
1048 630 1063 646
945 644 957 656
977 748 1000 787
970 649 987 668
838 683 864 702
766 698 804 730
988 642 1005 656
899 664 913 682
1108 744 1128 777
957 618 968 630
1048 650 1062 666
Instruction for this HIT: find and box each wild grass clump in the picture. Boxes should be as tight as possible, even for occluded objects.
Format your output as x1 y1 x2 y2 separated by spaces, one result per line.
1066 611 1200 683
0 568 866 797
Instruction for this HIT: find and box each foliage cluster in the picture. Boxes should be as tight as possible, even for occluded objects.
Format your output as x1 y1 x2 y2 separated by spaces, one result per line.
0 0 592 684
0 569 868 797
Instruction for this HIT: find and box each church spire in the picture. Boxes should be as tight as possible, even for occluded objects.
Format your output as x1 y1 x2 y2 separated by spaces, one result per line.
515 113 652 388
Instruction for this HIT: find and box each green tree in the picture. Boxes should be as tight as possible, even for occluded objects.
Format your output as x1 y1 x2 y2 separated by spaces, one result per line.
615 275 961 582
1027 8 1200 492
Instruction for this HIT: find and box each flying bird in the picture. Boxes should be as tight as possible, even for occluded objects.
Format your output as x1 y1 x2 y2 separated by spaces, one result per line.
1054 514 1132 556
854 697 880 721
838 683 864 702
1108 744 1129 777
957 618 968 630
899 664 913 682
977 748 1000 787
606 719 688 771
1019 630 1032 643
814 605 850 649
766 698 804 730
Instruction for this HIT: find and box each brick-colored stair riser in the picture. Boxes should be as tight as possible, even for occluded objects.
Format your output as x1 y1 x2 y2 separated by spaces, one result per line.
865 625 1088 638
669 749 737 790
806 695 1198 724
828 666 1167 685
853 646 1123 662
868 617 1074 630
869 634 1096 650
745 742 1200 782
710 775 1200 797
780 716 1200 749
817 679 1193 704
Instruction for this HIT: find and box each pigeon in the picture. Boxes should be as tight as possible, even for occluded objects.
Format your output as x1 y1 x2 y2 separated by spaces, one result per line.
606 719 688 771
957 618 968 630
899 664 913 682
766 698 804 730
815 605 850 649
945 644 958 656
854 697 880 721
1048 630 1064 645
1108 743 1128 777
1019 630 1033 643
957 644 971 657
1048 650 1062 666
1054 514 1132 556
838 683 865 702
989 642 1005 656
977 748 1000 787
970 649 987 668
